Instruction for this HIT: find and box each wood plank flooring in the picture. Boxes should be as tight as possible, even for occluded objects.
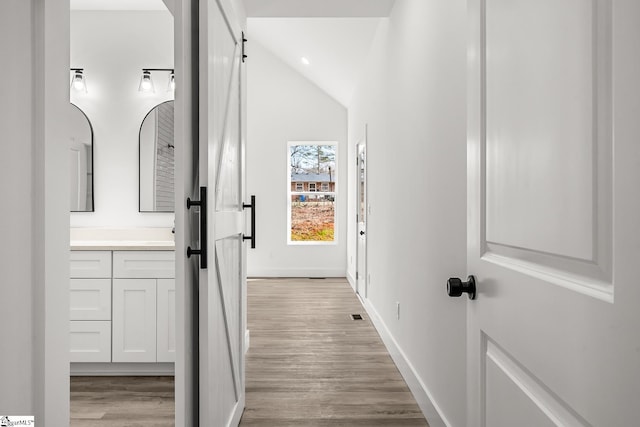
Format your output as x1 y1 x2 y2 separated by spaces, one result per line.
70 278 428 426
239 278 428 426
70 376 174 426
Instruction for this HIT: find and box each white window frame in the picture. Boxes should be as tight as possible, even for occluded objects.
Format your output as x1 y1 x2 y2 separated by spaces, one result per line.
287 141 338 245
320 182 329 192
309 183 317 192
295 182 303 191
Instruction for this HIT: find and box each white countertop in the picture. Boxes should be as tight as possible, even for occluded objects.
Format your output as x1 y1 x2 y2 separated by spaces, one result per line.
70 228 175 251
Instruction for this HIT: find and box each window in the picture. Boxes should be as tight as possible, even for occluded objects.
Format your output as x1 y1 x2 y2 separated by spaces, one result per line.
288 142 337 244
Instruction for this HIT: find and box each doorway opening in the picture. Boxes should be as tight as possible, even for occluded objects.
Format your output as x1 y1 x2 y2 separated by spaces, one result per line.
68 2 177 424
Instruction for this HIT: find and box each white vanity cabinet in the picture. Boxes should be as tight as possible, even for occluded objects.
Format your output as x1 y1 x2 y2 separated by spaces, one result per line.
69 249 175 367
112 251 175 363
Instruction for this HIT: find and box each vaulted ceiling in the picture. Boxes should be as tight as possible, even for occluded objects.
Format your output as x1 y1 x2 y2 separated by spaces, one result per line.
248 18 382 106
245 0 395 106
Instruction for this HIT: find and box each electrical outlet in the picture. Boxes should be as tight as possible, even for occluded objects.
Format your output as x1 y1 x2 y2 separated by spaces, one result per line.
396 301 400 320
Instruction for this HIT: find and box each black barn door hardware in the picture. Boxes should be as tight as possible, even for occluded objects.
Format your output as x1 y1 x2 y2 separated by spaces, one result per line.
242 32 247 63
447 275 476 300
187 186 207 269
243 195 256 249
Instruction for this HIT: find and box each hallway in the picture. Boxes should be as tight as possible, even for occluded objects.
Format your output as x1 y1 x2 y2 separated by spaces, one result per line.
240 278 428 426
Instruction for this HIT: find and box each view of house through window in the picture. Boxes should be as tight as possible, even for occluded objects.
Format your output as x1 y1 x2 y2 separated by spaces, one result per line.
289 142 337 243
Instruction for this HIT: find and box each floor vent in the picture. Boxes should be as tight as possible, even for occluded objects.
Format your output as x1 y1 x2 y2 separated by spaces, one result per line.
350 314 363 320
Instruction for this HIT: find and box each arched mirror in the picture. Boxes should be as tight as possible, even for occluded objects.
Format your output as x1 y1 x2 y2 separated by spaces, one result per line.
69 103 94 212
139 100 175 212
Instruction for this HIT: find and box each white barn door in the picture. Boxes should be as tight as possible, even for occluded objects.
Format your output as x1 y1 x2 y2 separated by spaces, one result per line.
198 0 246 425
466 1 640 426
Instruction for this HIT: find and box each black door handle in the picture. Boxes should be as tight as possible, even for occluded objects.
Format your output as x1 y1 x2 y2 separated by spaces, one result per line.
186 186 207 269
359 230 365 236
243 195 256 249
447 275 476 300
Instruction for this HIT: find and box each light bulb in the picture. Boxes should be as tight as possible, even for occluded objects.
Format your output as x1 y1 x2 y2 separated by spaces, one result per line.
139 70 155 93
72 76 84 90
70 70 86 92
141 77 152 91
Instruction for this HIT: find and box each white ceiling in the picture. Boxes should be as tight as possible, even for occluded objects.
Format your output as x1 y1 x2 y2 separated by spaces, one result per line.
243 0 395 17
248 18 382 106
70 0 170 11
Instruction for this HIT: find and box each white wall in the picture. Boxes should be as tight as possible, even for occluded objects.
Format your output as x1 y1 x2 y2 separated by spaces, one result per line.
246 39 348 277
70 11 174 228
347 1 467 426
0 0 69 423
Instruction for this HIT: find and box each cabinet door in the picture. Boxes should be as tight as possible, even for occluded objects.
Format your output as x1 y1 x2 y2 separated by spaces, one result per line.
156 279 175 362
112 279 156 362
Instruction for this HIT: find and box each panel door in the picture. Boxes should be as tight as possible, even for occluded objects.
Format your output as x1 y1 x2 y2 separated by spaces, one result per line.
112 278 157 363
466 1 640 426
199 0 246 425
356 141 367 297
157 278 176 363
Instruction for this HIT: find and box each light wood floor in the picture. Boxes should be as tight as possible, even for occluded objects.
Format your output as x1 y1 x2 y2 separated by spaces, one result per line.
70 376 174 426
71 278 427 426
239 278 428 426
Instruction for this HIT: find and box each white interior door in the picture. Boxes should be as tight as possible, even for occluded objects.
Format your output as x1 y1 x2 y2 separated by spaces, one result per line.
199 0 246 425
356 140 367 297
466 1 640 426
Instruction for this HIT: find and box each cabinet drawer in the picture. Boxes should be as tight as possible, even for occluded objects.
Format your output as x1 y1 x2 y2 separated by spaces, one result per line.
70 251 111 278
70 321 111 363
70 279 111 321
113 251 175 279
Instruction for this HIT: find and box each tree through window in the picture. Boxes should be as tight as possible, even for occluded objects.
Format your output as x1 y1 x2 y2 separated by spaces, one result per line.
288 142 337 243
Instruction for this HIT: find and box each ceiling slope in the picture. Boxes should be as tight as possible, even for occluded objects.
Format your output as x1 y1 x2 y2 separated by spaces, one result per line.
248 18 382 106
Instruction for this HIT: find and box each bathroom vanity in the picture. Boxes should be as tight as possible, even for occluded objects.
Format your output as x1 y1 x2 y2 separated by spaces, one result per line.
69 228 175 375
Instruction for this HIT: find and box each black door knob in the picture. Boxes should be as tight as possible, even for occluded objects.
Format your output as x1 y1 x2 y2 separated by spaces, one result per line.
447 275 476 300
359 231 365 236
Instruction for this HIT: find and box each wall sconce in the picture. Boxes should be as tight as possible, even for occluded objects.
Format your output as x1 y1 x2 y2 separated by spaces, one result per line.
139 70 155 93
168 71 175 92
139 68 175 93
70 68 87 93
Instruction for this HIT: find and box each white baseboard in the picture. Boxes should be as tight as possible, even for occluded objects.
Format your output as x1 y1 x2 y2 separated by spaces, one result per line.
245 329 250 353
360 298 450 427
247 268 346 278
346 270 356 290
71 362 175 376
